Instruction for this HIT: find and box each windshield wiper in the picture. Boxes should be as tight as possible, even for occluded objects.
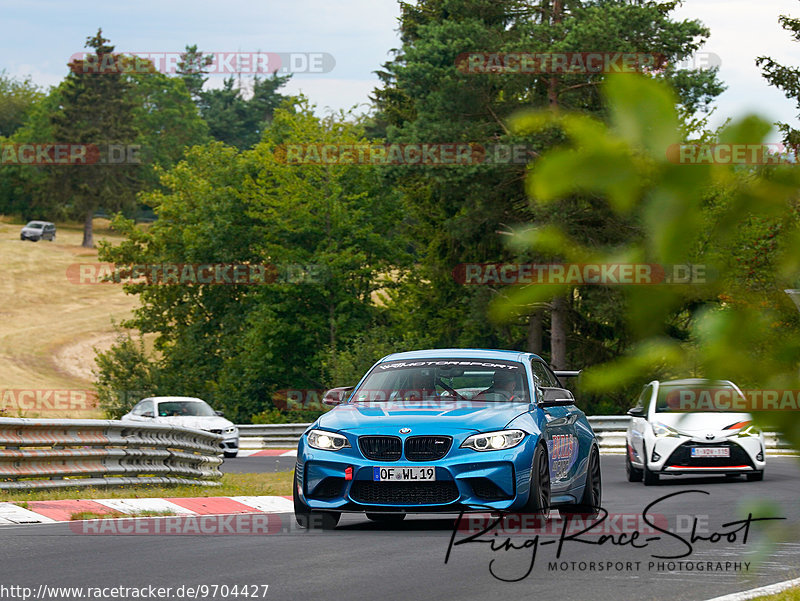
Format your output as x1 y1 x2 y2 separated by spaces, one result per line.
436 378 467 401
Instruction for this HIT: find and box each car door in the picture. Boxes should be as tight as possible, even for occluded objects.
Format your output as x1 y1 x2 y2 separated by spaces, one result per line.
530 360 581 492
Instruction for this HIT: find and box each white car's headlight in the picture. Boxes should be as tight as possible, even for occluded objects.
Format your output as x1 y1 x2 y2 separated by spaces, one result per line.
461 429 525 451
224 426 237 435
737 424 761 437
307 429 351 451
651 422 681 438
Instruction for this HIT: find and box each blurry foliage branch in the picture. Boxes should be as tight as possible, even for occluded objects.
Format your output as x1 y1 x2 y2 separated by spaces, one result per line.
496 73 800 446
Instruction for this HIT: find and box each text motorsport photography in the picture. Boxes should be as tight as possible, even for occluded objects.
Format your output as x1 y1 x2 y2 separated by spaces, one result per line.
445 490 784 582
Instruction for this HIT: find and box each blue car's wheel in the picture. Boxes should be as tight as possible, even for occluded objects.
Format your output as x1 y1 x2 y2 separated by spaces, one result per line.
293 472 340 529
561 445 601 517
521 443 550 515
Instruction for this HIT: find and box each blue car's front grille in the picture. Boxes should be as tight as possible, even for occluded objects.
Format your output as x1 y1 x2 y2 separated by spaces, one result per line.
350 481 459 505
357 435 452 461
359 436 402 461
404 436 452 461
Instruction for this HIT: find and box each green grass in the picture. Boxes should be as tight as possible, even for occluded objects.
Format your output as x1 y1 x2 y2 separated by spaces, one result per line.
0 471 294 502
753 587 800 601
70 509 175 521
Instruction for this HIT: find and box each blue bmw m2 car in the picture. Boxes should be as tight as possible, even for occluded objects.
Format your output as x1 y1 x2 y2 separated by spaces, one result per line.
293 349 601 528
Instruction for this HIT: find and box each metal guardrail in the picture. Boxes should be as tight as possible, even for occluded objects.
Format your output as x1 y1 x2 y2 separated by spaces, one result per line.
0 418 224 490
238 417 795 453
238 424 309 449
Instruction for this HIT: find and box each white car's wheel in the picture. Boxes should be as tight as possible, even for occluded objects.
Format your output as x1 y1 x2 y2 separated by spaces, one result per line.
625 446 643 482
643 445 659 486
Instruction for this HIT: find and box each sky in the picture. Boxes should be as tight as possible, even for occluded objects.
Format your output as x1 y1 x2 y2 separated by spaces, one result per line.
1 0 799 141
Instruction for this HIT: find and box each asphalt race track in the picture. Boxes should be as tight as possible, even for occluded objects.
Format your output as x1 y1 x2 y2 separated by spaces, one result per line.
221 454 296 473
1 455 798 601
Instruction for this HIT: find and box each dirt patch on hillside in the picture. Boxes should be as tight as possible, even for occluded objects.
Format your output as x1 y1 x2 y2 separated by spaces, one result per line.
51 332 119 385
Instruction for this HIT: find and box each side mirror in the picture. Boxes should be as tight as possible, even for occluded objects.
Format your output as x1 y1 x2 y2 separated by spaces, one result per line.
141 411 154 418
538 387 575 407
214 410 224 417
627 407 646 418
323 386 354 406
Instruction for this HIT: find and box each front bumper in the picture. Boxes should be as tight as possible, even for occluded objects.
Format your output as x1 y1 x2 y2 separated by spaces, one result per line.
648 435 765 475
296 433 538 513
218 435 239 453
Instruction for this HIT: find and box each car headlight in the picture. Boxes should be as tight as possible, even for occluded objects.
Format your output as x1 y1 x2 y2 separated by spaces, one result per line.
461 429 525 451
224 426 237 435
651 422 681 438
307 429 351 451
737 424 762 437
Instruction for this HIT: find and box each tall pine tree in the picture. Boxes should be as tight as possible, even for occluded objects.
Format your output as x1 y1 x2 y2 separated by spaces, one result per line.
373 0 723 368
50 29 140 247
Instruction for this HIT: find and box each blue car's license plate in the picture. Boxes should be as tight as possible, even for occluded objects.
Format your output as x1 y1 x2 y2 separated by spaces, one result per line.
373 466 436 481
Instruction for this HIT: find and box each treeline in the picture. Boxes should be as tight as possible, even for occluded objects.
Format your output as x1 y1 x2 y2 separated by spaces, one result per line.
4 1 800 427
0 31 290 247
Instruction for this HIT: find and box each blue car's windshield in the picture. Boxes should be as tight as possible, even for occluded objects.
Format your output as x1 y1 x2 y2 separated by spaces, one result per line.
351 358 530 403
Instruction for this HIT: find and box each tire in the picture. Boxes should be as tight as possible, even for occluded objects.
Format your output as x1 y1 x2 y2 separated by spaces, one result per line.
626 445 643 482
293 472 340 529
562 445 602 517
223 451 238 458
366 513 406 523
521 443 551 515
746 471 764 482
643 445 659 486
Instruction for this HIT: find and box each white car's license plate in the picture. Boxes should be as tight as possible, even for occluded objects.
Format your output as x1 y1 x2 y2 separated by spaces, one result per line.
372 466 436 481
691 447 730 457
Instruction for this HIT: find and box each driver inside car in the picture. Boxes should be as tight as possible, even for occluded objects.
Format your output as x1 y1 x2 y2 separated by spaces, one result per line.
404 369 437 401
476 369 519 401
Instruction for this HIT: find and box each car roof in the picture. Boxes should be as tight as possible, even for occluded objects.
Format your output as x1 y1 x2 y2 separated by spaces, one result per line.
147 396 208 403
379 348 533 363
657 378 736 387
26 221 48 226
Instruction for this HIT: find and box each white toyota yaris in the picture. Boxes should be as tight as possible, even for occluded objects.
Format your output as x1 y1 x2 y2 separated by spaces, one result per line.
121 396 239 458
625 379 765 485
